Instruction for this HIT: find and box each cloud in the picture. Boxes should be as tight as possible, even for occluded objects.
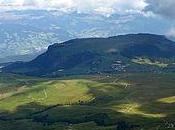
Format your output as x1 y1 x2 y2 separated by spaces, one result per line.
0 0 148 16
2 0 175 19
166 27 175 38
145 0 175 19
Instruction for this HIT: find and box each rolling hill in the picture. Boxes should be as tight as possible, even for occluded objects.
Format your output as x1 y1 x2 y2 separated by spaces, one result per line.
3 33 175 76
0 73 174 130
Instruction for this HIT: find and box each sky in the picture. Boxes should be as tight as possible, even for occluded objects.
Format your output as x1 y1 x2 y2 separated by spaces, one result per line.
0 0 175 37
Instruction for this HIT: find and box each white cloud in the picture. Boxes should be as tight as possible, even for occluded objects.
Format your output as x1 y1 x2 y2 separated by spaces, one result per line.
166 27 175 38
0 0 148 16
94 7 115 17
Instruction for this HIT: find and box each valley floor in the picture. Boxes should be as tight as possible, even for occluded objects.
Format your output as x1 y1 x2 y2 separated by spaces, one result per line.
0 73 175 130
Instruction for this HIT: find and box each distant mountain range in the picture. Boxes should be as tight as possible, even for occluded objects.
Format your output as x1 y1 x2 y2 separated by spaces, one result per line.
3 33 175 77
0 10 119 60
0 10 171 62
0 51 45 63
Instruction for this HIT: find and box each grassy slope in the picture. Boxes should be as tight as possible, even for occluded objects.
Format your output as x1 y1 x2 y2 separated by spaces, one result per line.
0 73 175 130
131 57 169 68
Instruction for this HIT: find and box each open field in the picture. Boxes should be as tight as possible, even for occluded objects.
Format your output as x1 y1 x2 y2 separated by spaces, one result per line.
0 73 174 130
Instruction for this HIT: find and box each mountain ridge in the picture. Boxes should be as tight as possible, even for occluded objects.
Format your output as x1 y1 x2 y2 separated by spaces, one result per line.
3 33 175 77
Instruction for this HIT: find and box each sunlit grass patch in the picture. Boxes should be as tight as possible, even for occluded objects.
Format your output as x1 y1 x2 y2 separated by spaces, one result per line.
132 57 168 68
0 80 95 111
112 102 166 118
157 96 175 104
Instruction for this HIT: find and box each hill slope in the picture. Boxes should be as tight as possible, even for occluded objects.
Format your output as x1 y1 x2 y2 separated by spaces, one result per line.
3 34 175 76
0 73 175 130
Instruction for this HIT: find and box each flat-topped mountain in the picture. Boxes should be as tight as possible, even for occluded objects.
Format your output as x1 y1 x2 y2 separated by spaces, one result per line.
3 33 175 76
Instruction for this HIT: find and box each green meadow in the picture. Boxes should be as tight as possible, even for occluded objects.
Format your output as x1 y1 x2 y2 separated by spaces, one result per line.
0 73 174 130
